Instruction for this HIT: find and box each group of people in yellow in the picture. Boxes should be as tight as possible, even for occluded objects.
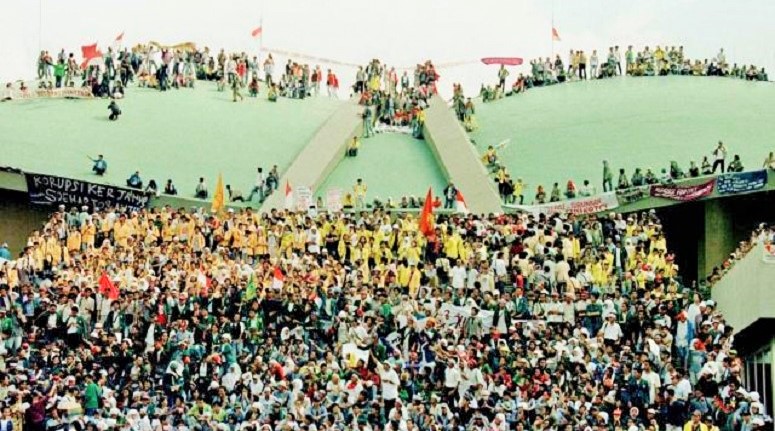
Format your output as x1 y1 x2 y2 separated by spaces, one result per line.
4 204 680 306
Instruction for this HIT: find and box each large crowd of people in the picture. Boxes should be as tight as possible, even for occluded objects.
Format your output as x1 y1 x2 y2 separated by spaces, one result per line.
356 59 437 141
477 46 768 103
0 200 769 431
28 45 341 103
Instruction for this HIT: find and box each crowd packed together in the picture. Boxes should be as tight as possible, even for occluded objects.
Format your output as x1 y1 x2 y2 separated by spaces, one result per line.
477 46 768 103
0 200 769 431
29 46 341 103
356 60 437 140
703 223 775 290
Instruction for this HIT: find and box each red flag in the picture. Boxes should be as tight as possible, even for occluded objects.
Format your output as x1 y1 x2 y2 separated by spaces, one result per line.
552 27 561 42
98 272 119 300
481 57 523 66
115 31 125 42
418 187 434 237
284 180 294 209
272 266 285 290
251 26 263 37
80 43 103 69
455 190 469 214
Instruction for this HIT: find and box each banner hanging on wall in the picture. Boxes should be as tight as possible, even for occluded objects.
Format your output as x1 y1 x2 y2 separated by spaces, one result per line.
650 179 715 201
716 170 768 194
506 192 619 216
25 173 150 211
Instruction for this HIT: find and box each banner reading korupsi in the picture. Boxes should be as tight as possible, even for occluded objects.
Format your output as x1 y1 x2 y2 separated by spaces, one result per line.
506 192 619 216
650 179 715 201
716 170 768 194
25 173 150 211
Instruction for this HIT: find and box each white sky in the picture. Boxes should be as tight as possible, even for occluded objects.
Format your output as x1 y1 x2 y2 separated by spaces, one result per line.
1 0 773 97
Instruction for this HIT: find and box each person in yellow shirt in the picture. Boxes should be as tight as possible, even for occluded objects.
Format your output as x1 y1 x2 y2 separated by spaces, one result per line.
81 220 96 250
353 179 368 210
407 262 422 298
66 227 82 254
113 217 133 249
444 229 463 260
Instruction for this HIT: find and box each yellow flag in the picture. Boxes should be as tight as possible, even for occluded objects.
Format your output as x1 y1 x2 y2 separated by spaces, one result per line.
211 173 225 215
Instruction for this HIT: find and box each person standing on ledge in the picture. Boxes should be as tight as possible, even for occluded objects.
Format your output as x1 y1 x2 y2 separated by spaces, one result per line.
443 182 457 209
89 154 107 176
711 141 727 174
362 106 375 138
498 65 509 92
353 178 368 209
602 160 613 192
232 75 244 102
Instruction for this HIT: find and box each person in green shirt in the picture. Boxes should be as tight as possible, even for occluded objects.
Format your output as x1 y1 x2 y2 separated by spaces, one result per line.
602 160 613 192
54 59 66 88
83 374 102 416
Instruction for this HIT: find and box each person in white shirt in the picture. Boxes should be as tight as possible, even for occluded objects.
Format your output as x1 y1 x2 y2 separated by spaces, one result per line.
673 371 692 401
247 167 265 202
602 313 623 345
450 261 467 289
377 361 400 403
444 359 461 398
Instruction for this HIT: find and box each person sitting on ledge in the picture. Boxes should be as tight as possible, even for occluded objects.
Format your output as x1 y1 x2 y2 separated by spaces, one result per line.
108 100 121 121
90 154 107 176
195 177 208 199
346 136 360 157
145 179 159 196
126 171 143 189
728 154 744 173
267 83 278 102
226 185 244 202
164 179 178 195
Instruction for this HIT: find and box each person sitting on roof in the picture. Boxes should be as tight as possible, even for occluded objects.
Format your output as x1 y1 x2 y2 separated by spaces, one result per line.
90 155 107 176
126 171 143 189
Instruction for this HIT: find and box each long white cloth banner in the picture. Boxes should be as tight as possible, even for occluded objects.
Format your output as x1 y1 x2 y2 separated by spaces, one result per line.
2 87 93 101
505 192 619 216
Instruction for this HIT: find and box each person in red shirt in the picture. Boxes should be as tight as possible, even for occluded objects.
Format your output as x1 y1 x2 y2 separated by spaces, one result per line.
326 69 339 99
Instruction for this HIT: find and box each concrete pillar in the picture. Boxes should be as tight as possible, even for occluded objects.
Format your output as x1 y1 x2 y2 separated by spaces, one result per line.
698 199 736 280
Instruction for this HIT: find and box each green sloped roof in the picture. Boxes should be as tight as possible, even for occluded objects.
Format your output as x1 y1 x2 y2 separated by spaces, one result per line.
0 82 343 196
469 76 775 197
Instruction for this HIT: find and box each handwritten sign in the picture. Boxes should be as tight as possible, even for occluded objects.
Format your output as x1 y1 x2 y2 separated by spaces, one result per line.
25 173 150 212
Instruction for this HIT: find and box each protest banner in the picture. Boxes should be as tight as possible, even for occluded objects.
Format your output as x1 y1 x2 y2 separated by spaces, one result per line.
25 173 150 211
506 192 619 216
650 179 715 201
716 170 767 194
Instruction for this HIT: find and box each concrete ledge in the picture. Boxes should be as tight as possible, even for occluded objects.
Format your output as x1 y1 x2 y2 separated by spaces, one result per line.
261 98 363 212
713 244 775 335
423 95 503 214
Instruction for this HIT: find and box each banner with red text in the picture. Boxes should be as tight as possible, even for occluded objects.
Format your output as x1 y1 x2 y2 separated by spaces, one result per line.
650 179 715 201
2 87 93 101
506 192 619 216
481 57 524 66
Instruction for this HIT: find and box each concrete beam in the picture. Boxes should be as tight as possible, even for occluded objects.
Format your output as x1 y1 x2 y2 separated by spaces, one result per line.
423 95 503 214
260 99 363 212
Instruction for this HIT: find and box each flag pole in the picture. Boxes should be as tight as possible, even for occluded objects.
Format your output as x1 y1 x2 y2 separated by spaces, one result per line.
259 0 265 58
551 0 555 59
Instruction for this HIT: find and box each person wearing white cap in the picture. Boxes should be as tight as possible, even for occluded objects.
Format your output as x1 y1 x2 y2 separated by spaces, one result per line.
601 312 623 345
